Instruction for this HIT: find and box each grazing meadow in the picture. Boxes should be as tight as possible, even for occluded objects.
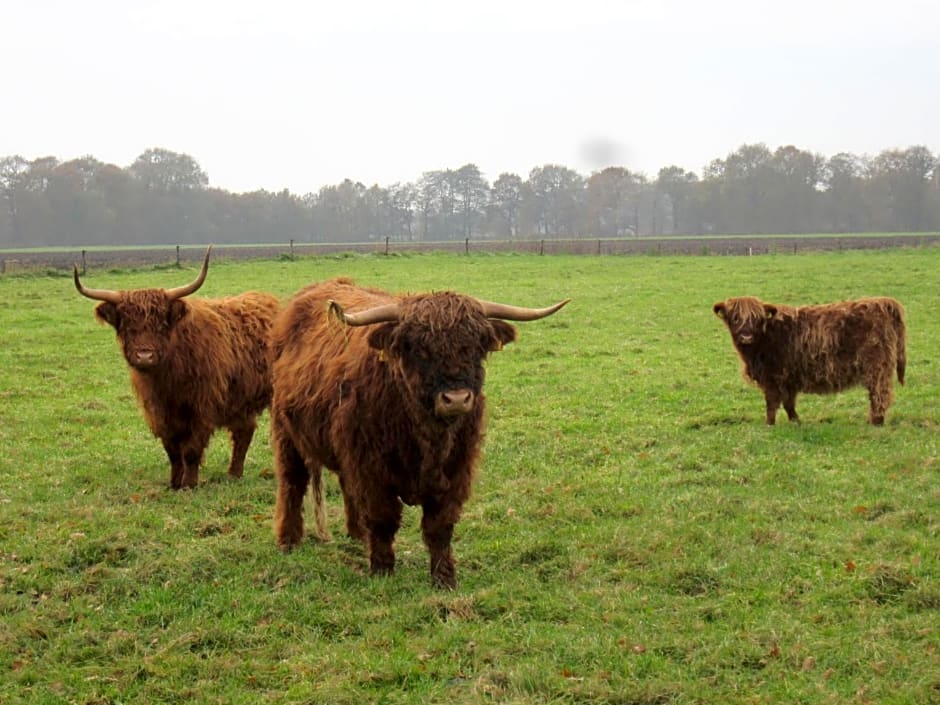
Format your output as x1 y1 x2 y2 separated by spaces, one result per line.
0 247 938 704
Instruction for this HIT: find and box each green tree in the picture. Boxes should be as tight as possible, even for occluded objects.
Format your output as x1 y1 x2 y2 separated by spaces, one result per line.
768 145 825 233
453 164 489 238
821 152 869 233
655 166 699 234
490 173 524 238
129 148 209 192
524 164 585 237
869 146 936 231
0 155 31 244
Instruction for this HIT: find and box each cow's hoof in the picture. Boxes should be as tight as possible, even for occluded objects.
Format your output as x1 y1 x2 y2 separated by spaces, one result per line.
276 532 303 553
369 559 395 577
432 573 457 590
431 560 457 590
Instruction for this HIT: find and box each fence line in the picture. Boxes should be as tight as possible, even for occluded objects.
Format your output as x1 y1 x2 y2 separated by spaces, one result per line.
3 234 940 274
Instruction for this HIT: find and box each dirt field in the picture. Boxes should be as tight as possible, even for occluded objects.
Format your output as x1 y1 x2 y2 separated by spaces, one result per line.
3 234 940 274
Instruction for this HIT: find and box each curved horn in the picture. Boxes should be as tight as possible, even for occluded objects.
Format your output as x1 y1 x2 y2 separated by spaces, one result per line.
165 245 212 300
478 298 570 321
74 264 121 304
329 300 401 327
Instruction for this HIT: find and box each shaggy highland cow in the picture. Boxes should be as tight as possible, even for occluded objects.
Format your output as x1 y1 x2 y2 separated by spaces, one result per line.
270 277 568 588
713 295 906 425
75 247 279 488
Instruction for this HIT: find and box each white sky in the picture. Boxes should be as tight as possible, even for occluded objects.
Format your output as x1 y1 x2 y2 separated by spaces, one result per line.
4 0 938 194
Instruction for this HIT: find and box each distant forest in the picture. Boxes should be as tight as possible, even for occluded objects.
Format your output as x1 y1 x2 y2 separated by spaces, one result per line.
1 144 938 248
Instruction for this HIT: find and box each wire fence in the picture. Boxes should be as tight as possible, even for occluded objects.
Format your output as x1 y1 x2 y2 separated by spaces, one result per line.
3 233 940 274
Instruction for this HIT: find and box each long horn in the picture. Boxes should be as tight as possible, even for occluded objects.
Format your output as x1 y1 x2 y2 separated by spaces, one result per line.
478 298 570 321
74 265 122 304
328 300 401 327
165 245 212 300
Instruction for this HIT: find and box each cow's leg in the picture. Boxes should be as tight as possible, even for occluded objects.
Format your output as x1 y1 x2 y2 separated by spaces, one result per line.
421 497 463 590
226 417 257 479
338 475 365 542
180 434 209 489
307 465 332 542
361 492 402 576
763 389 781 425
867 373 893 426
162 437 185 489
273 433 310 551
782 390 800 422
179 428 210 489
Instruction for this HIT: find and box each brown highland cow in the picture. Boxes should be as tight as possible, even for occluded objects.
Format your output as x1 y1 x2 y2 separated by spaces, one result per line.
270 277 568 588
75 247 279 488
713 295 906 425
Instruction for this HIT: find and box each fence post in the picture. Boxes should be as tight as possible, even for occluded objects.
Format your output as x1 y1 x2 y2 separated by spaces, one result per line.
81 249 87 275
176 245 181 267
539 239 544 256
465 238 470 255
385 237 390 256
290 239 295 257
597 239 601 255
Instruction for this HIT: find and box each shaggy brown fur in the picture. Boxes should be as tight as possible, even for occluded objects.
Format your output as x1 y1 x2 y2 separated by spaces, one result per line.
270 277 566 588
82 284 279 488
713 296 906 425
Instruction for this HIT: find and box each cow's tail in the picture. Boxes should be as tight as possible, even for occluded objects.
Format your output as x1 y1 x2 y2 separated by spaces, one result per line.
892 300 906 386
308 466 332 542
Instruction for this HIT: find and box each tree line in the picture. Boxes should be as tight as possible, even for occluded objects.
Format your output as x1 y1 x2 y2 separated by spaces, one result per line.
1 144 938 248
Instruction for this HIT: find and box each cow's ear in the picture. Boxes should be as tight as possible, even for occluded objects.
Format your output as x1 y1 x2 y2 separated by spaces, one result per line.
367 322 396 351
713 302 726 319
94 302 119 328
168 299 188 326
487 320 517 352
763 304 778 319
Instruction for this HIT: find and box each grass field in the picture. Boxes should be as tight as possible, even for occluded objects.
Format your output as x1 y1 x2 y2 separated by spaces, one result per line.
1 248 938 704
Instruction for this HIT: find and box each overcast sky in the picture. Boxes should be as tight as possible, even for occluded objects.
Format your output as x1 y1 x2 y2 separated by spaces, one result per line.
4 0 938 195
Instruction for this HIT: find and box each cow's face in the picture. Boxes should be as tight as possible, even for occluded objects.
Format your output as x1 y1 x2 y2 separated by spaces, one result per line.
367 295 517 421
94 291 188 371
713 297 777 348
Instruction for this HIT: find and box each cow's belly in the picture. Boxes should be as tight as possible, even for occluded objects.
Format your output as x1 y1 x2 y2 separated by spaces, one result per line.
797 364 863 394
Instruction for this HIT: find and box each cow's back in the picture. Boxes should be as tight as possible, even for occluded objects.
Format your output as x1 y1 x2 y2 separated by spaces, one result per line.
213 292 280 416
137 292 278 428
789 297 905 393
270 279 393 460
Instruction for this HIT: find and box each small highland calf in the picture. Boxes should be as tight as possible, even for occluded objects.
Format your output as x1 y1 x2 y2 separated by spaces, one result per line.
713 295 906 425
269 277 568 588
75 247 279 487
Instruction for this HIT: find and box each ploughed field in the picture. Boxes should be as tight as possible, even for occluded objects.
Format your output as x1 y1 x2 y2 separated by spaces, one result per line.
0 248 937 704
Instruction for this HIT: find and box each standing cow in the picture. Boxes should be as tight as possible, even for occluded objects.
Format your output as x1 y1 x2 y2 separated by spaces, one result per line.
75 247 279 488
713 295 906 425
270 277 568 588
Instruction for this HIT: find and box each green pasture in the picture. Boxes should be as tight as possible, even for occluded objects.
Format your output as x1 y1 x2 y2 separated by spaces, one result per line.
0 248 937 704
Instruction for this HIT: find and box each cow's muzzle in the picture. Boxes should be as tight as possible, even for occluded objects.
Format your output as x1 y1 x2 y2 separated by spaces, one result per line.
129 348 160 369
435 388 475 417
